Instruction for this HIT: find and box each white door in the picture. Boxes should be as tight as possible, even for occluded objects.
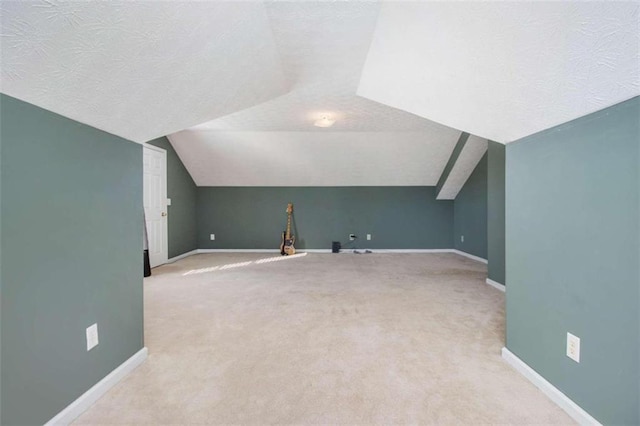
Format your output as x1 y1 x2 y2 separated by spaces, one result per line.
143 145 168 268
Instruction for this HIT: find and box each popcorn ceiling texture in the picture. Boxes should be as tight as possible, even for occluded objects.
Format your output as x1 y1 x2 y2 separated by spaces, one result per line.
171 2 463 187
0 1 287 143
169 131 460 187
0 1 453 139
196 2 449 133
2 1 638 186
358 2 640 143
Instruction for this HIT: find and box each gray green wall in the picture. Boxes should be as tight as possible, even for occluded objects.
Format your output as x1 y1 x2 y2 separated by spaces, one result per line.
506 96 639 424
0 95 144 425
487 142 505 284
146 137 197 258
453 152 488 259
198 187 453 250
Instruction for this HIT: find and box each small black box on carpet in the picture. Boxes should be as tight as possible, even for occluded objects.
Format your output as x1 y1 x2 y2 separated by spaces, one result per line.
331 241 341 253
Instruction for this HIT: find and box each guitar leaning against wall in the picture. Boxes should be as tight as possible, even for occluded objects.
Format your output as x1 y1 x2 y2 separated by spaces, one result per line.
280 203 296 256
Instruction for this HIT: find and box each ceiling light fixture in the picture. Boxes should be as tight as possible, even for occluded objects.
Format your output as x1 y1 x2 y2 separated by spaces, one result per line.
314 115 335 128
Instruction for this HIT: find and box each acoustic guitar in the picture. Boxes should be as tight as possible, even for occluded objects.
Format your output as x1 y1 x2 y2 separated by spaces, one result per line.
280 203 296 256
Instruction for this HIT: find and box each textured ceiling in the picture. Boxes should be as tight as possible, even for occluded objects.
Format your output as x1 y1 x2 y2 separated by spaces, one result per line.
169 131 460 187
2 1 638 188
358 2 640 143
191 2 446 132
0 1 287 143
170 1 463 186
437 136 488 200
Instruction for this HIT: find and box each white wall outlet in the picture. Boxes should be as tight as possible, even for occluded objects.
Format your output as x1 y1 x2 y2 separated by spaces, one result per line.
366 234 372 240
166 198 172 206
349 234 356 241
86 323 99 351
461 235 464 242
210 234 215 240
566 332 580 363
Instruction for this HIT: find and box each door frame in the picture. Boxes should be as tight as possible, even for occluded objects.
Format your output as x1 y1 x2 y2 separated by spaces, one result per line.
142 143 168 268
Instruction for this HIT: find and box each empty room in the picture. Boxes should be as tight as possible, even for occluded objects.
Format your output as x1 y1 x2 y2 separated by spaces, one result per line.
1 1 638 425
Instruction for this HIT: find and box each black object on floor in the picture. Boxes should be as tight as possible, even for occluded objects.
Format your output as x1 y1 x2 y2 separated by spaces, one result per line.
143 209 151 277
332 241 341 253
143 249 151 277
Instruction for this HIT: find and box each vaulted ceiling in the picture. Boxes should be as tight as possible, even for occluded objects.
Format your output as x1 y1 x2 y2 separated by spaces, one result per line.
1 1 288 142
2 1 638 188
357 1 640 143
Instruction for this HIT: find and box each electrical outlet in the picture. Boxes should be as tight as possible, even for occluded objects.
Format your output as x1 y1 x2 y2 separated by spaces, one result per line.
366 234 372 240
210 234 215 241
566 332 580 363
86 323 99 351
349 234 356 241
461 235 464 243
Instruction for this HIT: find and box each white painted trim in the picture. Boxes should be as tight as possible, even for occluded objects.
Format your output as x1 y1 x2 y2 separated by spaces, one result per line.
163 248 492 259
486 278 506 292
360 249 453 253
197 248 457 254
452 249 488 264
141 142 166 153
167 249 199 263
197 249 280 253
501 348 601 426
45 347 148 426
313 249 460 254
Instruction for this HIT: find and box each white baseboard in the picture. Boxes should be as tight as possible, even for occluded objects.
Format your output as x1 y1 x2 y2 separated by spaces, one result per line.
197 249 281 253
167 249 198 263
309 249 456 254
501 347 601 426
486 278 505 292
284 249 460 254
452 249 488 264
362 249 454 253
195 249 455 254
45 347 148 426
166 248 489 261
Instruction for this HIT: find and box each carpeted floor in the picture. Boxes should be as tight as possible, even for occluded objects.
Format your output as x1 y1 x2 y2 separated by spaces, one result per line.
74 252 573 424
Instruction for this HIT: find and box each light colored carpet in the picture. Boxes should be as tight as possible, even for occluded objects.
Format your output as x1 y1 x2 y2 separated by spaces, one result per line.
74 253 573 425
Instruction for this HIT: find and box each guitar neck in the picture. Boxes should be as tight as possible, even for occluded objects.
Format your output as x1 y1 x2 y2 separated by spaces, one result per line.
286 214 292 239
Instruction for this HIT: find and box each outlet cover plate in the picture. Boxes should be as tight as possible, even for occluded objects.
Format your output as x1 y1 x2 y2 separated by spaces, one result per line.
566 332 580 363
86 323 99 351
210 234 215 240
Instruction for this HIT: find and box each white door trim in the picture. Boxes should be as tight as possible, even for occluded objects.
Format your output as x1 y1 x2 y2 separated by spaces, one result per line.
142 143 166 154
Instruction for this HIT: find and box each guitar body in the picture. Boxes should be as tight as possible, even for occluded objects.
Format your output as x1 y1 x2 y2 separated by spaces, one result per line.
283 236 296 256
281 203 296 255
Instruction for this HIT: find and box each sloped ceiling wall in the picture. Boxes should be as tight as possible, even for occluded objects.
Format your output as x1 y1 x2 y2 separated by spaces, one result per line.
437 136 488 200
168 2 463 187
357 2 640 143
2 1 638 186
0 1 287 143
170 131 460 187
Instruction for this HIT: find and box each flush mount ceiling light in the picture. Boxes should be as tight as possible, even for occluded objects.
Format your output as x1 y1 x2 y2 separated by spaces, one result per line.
314 115 335 128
